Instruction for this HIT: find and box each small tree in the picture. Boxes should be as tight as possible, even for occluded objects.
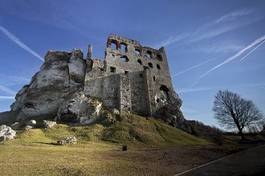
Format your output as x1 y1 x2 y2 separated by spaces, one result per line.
213 90 263 140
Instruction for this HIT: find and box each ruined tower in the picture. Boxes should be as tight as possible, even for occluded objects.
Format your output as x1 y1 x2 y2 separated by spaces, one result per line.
84 34 181 117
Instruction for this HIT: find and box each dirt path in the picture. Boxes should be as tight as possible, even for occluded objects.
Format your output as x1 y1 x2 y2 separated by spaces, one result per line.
175 145 265 176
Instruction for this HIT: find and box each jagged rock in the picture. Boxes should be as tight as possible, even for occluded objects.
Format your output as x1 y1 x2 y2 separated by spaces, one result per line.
26 120 37 126
0 111 18 125
56 92 103 124
68 50 86 85
57 136 77 145
24 125 33 131
43 120 57 128
10 122 21 130
155 90 184 127
10 85 29 111
10 49 86 123
113 108 120 115
0 125 16 142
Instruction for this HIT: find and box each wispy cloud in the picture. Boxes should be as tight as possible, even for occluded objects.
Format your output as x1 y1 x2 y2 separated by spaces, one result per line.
0 25 44 61
193 42 243 54
214 8 254 24
173 57 218 78
156 8 262 47
192 35 265 86
179 82 265 94
178 87 214 94
0 96 15 100
0 85 16 95
188 12 262 43
155 33 188 48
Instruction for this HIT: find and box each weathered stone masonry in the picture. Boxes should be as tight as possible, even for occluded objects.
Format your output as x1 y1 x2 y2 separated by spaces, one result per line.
84 34 182 117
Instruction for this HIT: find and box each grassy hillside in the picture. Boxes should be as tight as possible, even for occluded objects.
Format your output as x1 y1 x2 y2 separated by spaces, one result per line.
11 113 209 146
0 113 211 176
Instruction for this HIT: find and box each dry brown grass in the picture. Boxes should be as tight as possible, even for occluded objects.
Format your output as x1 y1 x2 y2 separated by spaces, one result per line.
0 114 225 176
0 141 227 176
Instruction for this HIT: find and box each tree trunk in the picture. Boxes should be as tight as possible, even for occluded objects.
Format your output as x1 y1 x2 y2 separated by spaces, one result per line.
238 130 245 140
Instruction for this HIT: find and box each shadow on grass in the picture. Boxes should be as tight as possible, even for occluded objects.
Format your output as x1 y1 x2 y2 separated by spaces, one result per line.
33 142 61 146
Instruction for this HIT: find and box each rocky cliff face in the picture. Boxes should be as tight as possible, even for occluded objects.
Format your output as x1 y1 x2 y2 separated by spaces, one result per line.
10 49 86 123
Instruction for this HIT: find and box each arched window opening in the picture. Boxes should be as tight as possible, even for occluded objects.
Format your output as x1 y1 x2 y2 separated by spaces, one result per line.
157 64 161 70
125 71 129 74
146 51 152 59
137 59 142 65
120 43 128 53
120 56 129 62
157 54 163 61
110 66 116 73
153 76 156 81
148 62 153 68
134 48 141 56
109 40 117 50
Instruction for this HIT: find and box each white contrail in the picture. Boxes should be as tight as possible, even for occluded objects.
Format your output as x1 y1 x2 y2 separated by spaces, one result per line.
156 8 259 47
0 96 14 100
194 35 265 85
0 25 44 61
173 57 218 77
178 87 214 94
240 39 265 61
0 85 16 95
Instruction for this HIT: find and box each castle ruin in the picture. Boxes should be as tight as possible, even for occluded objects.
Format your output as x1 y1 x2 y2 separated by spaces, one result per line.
7 34 183 125
84 34 181 117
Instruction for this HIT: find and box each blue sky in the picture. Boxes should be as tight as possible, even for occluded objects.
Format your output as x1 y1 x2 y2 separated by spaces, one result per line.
0 0 265 127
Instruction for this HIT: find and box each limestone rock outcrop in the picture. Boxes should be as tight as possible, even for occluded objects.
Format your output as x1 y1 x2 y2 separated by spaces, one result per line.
0 125 16 142
10 49 86 123
43 120 57 129
56 92 105 125
154 89 184 127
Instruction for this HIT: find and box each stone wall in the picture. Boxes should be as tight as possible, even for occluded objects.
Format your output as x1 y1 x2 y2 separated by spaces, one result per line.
85 74 120 110
128 71 150 116
84 34 182 118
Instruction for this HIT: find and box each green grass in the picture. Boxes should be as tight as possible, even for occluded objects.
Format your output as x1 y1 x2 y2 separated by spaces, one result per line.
0 113 210 175
102 113 209 146
10 113 209 147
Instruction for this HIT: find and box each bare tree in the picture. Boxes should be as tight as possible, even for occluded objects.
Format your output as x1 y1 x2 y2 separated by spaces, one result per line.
213 90 263 140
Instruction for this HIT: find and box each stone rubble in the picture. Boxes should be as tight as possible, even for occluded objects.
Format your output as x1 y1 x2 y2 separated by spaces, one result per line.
0 125 16 142
57 136 77 145
43 120 57 129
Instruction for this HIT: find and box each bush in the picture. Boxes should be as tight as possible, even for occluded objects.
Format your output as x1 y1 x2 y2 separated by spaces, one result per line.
181 120 224 145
